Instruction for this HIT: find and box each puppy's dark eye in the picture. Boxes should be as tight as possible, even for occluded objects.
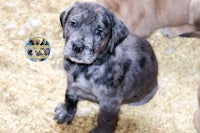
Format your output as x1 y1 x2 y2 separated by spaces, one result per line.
95 29 103 36
95 27 106 39
69 20 77 28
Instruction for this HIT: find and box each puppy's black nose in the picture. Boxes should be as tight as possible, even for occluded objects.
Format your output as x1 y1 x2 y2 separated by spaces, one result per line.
72 42 84 53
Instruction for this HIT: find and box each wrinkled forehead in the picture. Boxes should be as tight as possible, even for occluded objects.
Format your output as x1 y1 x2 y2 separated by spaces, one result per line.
69 5 110 28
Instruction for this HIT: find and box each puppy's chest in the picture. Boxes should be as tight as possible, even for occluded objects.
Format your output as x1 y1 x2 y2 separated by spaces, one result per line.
72 64 119 88
66 60 129 96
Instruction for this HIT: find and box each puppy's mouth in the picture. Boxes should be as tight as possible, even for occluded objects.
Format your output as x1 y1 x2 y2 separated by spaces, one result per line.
67 54 97 64
64 48 98 64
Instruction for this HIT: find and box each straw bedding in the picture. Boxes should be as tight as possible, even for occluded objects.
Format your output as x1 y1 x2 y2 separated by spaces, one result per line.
0 0 199 133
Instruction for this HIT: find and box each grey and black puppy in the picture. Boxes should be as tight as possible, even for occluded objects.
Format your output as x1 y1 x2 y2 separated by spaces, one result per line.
54 2 158 133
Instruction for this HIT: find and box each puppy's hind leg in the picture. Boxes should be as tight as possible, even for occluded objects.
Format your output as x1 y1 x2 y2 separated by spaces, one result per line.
54 94 78 124
130 84 158 106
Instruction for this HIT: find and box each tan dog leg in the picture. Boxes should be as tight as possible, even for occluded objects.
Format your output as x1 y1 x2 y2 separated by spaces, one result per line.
179 32 200 38
188 0 200 26
161 24 196 38
194 84 200 133
161 0 200 38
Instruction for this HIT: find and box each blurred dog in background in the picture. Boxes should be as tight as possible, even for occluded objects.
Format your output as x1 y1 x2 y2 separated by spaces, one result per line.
97 0 200 38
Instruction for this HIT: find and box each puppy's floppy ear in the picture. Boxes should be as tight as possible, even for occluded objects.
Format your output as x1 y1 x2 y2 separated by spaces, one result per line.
108 12 129 53
60 3 77 38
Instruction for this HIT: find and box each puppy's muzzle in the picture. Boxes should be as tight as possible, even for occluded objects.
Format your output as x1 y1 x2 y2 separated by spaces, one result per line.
72 42 84 53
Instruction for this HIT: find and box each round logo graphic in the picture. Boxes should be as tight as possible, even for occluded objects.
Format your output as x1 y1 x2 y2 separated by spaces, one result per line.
25 37 50 62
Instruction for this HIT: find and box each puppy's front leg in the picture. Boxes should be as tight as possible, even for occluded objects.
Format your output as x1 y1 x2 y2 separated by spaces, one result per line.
91 98 121 133
54 93 78 124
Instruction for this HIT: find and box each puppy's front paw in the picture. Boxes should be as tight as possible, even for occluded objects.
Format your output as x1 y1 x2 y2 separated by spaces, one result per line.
54 103 74 124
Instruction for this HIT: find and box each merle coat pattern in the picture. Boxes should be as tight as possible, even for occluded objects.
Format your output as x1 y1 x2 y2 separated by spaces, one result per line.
54 2 158 133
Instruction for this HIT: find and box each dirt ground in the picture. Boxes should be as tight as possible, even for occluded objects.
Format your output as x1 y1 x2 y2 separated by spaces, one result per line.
0 0 200 133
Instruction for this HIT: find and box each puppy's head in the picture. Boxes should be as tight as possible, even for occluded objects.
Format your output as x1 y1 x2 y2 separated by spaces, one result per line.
60 2 128 64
